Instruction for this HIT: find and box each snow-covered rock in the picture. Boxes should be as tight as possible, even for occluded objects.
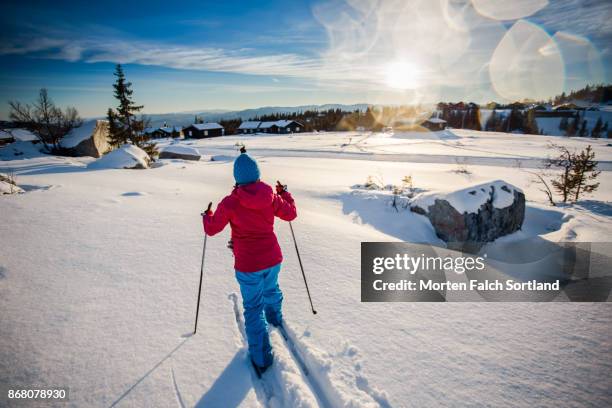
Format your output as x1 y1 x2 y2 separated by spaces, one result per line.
88 144 150 169
0 173 24 195
158 145 201 161
411 180 525 251
61 120 110 158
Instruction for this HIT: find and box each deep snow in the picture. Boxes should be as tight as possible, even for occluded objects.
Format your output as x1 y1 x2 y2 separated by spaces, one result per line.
1 129 611 407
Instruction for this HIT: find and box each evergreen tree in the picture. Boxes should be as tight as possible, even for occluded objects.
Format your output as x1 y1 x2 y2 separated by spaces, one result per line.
566 117 578 136
485 110 497 131
579 120 588 137
571 145 600 201
591 117 603 138
524 109 539 135
108 64 157 158
106 107 126 147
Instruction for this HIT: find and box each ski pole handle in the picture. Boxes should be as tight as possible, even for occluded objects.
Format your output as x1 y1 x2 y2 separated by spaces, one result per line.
201 202 212 217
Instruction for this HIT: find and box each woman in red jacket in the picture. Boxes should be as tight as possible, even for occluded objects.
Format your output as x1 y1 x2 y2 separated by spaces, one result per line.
203 150 297 374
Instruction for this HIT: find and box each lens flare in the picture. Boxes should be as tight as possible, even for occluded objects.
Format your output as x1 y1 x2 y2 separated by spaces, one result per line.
384 61 420 90
489 20 564 101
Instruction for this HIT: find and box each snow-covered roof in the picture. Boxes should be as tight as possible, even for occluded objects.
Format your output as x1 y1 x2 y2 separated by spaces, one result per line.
426 118 447 124
258 120 302 129
238 121 261 129
190 123 223 130
258 121 278 129
159 126 181 133
0 128 37 141
276 120 302 127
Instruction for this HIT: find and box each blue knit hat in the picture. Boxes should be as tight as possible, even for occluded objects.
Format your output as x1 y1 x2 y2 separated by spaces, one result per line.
233 152 260 185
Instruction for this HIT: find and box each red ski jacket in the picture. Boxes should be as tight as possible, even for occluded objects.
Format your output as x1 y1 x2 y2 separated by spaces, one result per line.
203 181 297 272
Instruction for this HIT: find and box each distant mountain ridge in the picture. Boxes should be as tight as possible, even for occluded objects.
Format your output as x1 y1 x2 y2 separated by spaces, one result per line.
141 103 369 128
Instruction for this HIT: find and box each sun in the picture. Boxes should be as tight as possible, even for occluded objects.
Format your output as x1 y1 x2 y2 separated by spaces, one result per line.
384 61 420 90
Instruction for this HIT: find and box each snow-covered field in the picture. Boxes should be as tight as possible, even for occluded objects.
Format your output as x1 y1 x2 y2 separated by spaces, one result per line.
1 130 611 407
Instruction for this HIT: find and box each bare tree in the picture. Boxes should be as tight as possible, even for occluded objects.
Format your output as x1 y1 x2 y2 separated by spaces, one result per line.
8 88 82 152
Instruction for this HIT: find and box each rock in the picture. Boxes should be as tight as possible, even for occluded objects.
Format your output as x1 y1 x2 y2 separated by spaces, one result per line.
62 120 110 158
88 144 150 170
410 180 525 252
159 145 201 161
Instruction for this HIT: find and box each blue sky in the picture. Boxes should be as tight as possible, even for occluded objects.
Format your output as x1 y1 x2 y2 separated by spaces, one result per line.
1 0 610 118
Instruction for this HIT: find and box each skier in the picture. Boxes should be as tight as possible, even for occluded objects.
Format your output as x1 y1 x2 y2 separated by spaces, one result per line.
202 149 297 375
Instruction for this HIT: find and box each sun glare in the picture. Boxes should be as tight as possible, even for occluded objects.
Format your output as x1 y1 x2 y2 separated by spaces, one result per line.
384 61 420 90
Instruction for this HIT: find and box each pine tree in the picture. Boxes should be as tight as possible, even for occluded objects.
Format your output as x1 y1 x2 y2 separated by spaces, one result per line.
566 117 578 136
591 117 603 138
571 145 600 201
108 64 157 159
524 109 539 135
547 145 574 203
485 110 497 131
579 120 588 137
106 108 126 147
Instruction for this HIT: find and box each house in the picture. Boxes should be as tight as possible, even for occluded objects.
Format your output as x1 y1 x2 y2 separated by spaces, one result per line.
275 120 303 134
423 117 447 131
258 121 279 133
247 120 304 134
158 126 182 138
183 123 224 138
238 121 261 134
146 126 182 139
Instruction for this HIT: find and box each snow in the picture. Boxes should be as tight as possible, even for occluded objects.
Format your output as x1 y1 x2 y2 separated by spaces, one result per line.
0 179 24 194
0 128 38 142
61 120 101 148
0 140 46 159
160 144 200 157
88 144 150 169
192 123 223 130
238 121 262 130
426 117 447 124
1 129 611 407
259 121 278 129
412 180 522 214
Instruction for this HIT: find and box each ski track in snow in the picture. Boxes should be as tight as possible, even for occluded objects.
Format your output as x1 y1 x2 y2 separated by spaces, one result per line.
171 366 187 408
229 292 389 408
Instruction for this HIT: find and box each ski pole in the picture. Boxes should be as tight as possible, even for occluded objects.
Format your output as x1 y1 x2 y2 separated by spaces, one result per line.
194 202 212 335
288 221 317 315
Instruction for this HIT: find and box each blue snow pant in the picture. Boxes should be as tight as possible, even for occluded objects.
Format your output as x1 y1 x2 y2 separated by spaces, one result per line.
235 263 283 368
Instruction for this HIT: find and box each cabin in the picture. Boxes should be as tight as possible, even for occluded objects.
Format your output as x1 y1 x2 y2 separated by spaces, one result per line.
183 123 224 139
238 121 261 134
275 120 303 134
243 120 303 134
146 126 182 139
423 117 447 131
258 121 279 133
